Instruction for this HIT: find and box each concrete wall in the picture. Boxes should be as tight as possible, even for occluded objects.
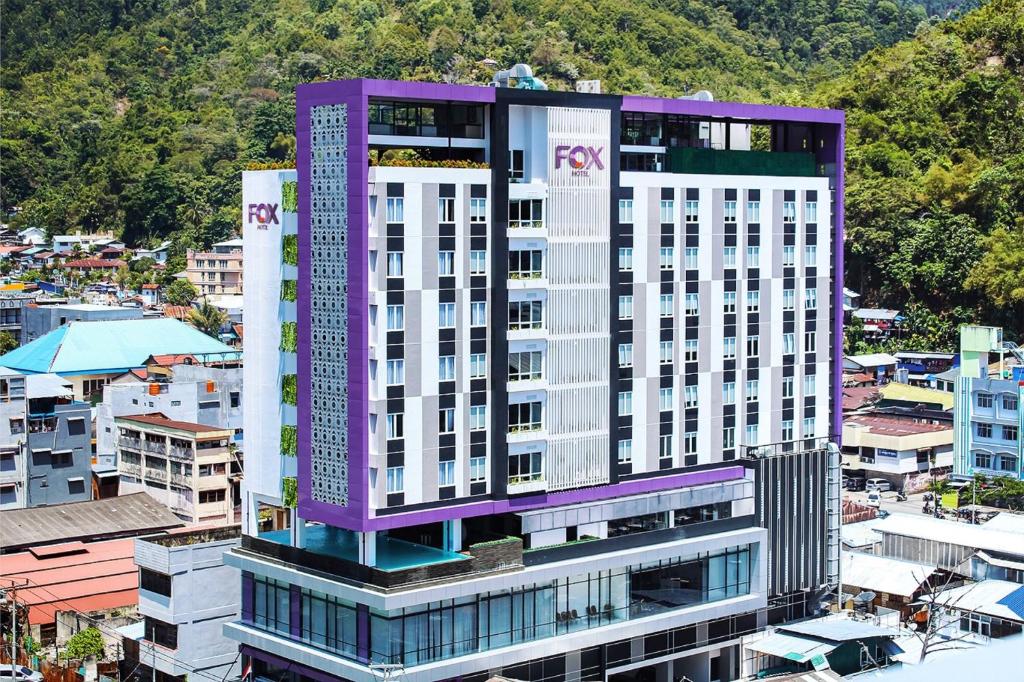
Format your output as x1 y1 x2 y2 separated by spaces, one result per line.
26 400 92 507
21 305 142 345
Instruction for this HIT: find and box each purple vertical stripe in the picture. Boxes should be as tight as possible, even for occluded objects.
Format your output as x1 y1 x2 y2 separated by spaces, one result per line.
289 584 302 638
241 571 253 621
356 603 370 663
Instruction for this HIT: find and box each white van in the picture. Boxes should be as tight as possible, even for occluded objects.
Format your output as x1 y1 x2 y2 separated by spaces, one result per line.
866 478 892 492
865 491 882 508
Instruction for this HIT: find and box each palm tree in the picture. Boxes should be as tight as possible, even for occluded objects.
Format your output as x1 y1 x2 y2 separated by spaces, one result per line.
187 300 227 339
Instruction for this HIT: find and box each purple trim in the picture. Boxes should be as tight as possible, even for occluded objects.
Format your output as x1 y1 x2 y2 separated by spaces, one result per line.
289 584 302 638
356 604 370 662
621 95 844 125
831 121 846 443
241 645 343 682
241 571 253 621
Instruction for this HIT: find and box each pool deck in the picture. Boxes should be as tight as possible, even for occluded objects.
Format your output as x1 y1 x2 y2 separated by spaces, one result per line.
260 523 468 572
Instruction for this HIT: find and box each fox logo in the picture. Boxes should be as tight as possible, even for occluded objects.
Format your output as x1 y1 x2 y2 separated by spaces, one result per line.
247 203 280 226
554 145 605 175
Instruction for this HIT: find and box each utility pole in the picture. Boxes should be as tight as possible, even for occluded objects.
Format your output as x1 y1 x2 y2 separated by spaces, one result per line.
4 587 17 677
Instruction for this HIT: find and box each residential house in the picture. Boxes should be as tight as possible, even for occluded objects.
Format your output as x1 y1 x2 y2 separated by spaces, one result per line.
842 413 953 491
853 308 902 339
52 232 117 254
841 552 940 618
894 351 957 386
62 258 125 274
186 238 243 295
134 241 173 264
18 227 47 246
140 283 161 306
0 290 42 341
844 353 899 383
924 579 1024 642
843 287 860 316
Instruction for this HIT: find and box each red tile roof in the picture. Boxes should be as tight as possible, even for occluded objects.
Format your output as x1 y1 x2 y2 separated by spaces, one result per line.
842 386 880 412
141 283 160 290
63 258 124 269
845 414 951 436
118 412 227 434
2 538 139 624
163 305 191 320
0 245 30 255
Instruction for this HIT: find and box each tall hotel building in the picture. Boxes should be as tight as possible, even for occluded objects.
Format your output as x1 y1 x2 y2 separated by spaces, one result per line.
233 78 844 682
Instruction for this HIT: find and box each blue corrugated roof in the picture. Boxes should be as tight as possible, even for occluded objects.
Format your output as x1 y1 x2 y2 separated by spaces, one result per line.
0 318 239 375
997 585 1024 620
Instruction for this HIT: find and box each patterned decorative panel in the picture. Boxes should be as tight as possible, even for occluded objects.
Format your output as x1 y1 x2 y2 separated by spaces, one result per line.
309 103 349 506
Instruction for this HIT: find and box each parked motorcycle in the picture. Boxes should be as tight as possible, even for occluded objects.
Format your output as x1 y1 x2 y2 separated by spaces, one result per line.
922 503 932 514
896 491 908 502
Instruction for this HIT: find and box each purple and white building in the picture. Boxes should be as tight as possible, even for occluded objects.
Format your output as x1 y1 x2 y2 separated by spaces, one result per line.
229 77 844 682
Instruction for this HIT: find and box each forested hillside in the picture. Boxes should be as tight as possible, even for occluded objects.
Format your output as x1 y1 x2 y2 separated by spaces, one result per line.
814 0 1024 347
2 0 1018 345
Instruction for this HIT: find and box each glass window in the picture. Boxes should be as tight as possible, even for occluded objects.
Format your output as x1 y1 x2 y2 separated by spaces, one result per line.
805 331 817 353
438 302 456 328
439 355 455 382
618 343 634 368
723 427 735 449
685 293 699 316
386 413 403 440
805 201 818 223
783 245 795 267
619 295 634 320
978 423 993 438
783 333 795 355
999 455 1017 471
438 461 455 487
509 401 543 432
805 288 817 310
618 199 634 224
746 380 759 402
745 425 759 446
508 300 543 331
470 250 487 275
783 376 794 398
723 200 737 223
660 294 674 318
470 198 487 223
978 394 994 408
386 466 404 493
470 301 487 327
746 201 760 223
805 245 818 267
438 198 456 223
746 335 759 359
618 391 633 417
439 408 455 434
470 405 487 431
508 351 543 382
684 385 698 408
685 247 699 270
251 576 291 635
508 199 542 228
1003 395 1018 411
723 382 735 405
470 353 487 378
783 201 796 222
782 420 794 441
684 339 698 363
746 291 760 313
659 387 673 411
975 452 992 469
387 251 403 277
1003 425 1018 441
684 431 697 454
470 456 487 482
386 197 404 223
724 337 737 359
783 289 795 311
617 439 633 463
659 247 674 270
659 434 673 460
723 291 737 313
804 374 817 396
659 341 673 365
386 359 405 386
438 250 455 276
508 250 541 279
386 304 404 331
659 200 675 224
723 246 736 268
803 417 815 437
685 200 699 222
618 247 633 272
508 451 543 484
746 246 759 268
508 149 525 180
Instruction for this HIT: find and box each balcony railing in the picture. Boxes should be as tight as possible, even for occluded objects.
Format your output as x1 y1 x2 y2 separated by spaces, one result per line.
143 441 167 454
170 473 191 487
119 437 142 451
122 463 142 477
508 219 544 229
145 468 168 482
169 445 194 460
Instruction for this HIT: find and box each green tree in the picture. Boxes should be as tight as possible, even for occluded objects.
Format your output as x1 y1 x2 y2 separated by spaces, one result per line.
64 627 104 660
165 279 198 307
187 300 227 338
0 332 18 354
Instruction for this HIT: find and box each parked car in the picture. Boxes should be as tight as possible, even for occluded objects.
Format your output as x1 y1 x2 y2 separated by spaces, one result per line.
845 476 866 491
865 491 882 508
0 667 44 682
866 478 892 492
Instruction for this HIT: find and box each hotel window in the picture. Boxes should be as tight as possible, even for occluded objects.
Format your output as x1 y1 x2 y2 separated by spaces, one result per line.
746 380 759 402
747 336 759 359
659 434 673 460
804 374 817 396
386 466 404 493
439 407 455 434
618 247 634 271
508 451 542 484
1004 425 1018 441
805 288 817 310
438 355 456 382
660 340 673 365
470 249 487 275
386 304 404 331
724 337 737 359
745 424 758 445
720 290 737 315
470 456 487 483
438 250 455 276
685 247 699 270
386 413 403 440
685 293 699 316
509 351 543 382
805 245 818 267
746 201 760 223
509 149 525 180
470 301 487 327
469 405 487 431
804 331 817 353
470 197 487 223
618 343 634 368
978 393 994 409
438 461 455 487
659 200 675 224
386 359 405 386
746 291 760 313
619 295 634 319
438 197 456 223
805 201 818 223
508 250 542 279
685 339 698 363
685 200 699 222
783 289 795 311
470 353 487 378
723 381 736 405
660 247 675 270
746 246 759 268
783 333 796 355
783 245 795 267
723 200 737 222
782 376 794 398
508 300 543 330
386 251 404 277
803 417 815 437
508 199 542 228
618 390 633 417
1003 395 1018 411
618 439 633 463
618 199 634 224
1000 455 1018 472
783 201 796 222
509 402 542 431
684 431 697 455
782 420 794 441
975 452 992 469
723 427 735 449
386 197 404 223
723 246 737 268
660 387 674 411
660 294 674 318
438 302 456 328
684 385 698 408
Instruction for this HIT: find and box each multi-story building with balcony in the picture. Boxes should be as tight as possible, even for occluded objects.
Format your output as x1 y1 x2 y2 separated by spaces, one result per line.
116 414 238 524
0 369 92 508
186 238 244 296
954 325 1024 482
228 77 844 682
130 526 243 682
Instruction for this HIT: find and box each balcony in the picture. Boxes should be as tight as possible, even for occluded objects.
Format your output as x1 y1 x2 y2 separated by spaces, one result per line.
507 424 545 444
119 437 142 451
170 473 191 487
143 440 167 454
121 463 142 477
169 445 194 460
507 272 547 291
145 468 168 483
506 475 547 495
